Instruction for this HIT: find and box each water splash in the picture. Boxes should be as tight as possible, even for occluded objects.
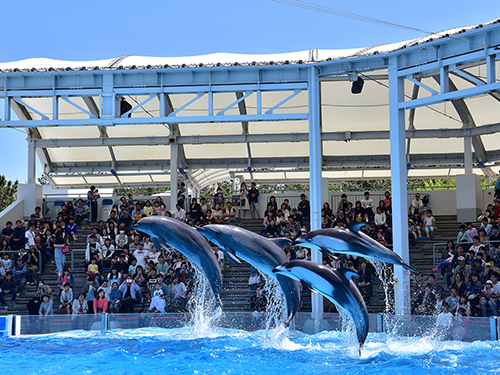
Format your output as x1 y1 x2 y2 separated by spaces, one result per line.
372 259 396 333
259 272 288 332
187 264 223 336
338 307 360 356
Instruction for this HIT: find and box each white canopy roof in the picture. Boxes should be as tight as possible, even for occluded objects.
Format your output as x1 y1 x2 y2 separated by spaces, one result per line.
2 19 500 190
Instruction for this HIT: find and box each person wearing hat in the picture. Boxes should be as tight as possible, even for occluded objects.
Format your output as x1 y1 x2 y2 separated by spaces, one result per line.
452 256 471 287
481 272 500 316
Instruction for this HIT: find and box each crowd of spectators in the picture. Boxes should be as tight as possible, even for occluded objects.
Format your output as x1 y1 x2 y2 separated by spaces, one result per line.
414 195 500 318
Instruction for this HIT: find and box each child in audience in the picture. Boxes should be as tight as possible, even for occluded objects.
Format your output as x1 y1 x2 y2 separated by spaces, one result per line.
149 282 166 313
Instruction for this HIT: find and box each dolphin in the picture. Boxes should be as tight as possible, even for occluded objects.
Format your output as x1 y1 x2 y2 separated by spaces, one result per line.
134 216 223 306
273 260 369 351
294 228 416 272
196 225 301 326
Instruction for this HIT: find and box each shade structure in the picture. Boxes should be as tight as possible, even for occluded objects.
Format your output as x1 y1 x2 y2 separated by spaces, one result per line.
1 19 500 190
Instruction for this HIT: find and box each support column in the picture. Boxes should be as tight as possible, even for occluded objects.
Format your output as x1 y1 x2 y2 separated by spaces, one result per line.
464 135 473 175
308 66 323 320
388 56 411 316
170 142 178 213
456 134 481 221
27 138 36 184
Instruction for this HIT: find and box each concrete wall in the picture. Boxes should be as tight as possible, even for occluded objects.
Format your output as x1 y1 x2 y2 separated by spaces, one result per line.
18 183 43 219
0 199 24 229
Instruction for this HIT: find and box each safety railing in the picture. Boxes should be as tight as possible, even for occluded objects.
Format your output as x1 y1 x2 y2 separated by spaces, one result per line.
432 241 493 265
2 313 498 341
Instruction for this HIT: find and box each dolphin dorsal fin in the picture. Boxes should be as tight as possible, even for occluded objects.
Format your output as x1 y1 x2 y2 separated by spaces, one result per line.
221 247 241 265
347 222 367 232
337 267 359 280
268 237 292 248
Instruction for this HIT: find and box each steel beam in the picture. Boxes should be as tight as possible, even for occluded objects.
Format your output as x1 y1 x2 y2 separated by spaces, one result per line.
389 56 410 317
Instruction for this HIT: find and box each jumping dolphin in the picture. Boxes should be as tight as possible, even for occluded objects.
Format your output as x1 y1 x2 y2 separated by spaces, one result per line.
196 225 301 326
273 260 369 351
134 216 223 306
294 228 416 272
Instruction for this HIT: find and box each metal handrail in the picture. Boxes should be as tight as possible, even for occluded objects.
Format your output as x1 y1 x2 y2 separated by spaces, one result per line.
432 241 493 265
70 249 87 271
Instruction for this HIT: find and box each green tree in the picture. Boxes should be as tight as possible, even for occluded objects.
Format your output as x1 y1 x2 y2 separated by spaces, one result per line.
0 176 18 212
199 180 233 199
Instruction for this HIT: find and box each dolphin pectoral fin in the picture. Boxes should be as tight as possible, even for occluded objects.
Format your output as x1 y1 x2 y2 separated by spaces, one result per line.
268 237 292 248
152 236 162 253
347 222 367 232
337 268 359 280
403 263 418 273
222 247 241 264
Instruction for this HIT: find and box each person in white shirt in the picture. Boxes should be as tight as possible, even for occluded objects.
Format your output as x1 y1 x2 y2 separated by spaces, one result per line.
133 243 149 268
217 248 224 270
436 302 453 327
360 191 374 221
172 277 187 308
25 223 36 250
174 204 186 221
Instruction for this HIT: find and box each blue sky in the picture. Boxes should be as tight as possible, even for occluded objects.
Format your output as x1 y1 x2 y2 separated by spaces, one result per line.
0 0 497 183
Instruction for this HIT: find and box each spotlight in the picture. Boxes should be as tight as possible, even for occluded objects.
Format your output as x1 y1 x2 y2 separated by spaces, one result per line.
478 161 485 168
247 166 252 172
351 77 364 94
406 163 412 170
110 169 118 176
178 168 185 175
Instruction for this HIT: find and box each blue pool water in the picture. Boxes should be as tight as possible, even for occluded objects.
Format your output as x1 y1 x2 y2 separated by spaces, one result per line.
1 327 500 375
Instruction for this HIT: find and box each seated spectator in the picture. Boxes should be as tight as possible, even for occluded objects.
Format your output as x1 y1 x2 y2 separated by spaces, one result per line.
374 207 387 233
224 202 236 225
58 204 71 225
375 231 387 246
172 276 187 309
86 258 101 285
25 249 39 286
412 274 427 301
298 194 310 221
469 235 483 255
286 217 301 240
466 222 478 243
478 229 489 247
321 202 333 221
408 219 417 246
357 261 372 303
13 258 27 295
1 253 12 273
212 204 224 224
412 212 423 238
148 282 166 313
85 235 102 266
433 240 455 276
58 282 73 314
108 282 121 313
445 287 460 314
83 277 98 314
481 217 493 237
131 203 145 223
451 273 467 296
416 284 436 315
72 293 89 316
94 289 108 314
0 272 17 308
480 272 500 317
345 202 354 222
427 274 443 295
353 201 363 222
423 210 436 240
74 198 88 226
409 193 423 215
465 273 483 315
360 192 374 221
295 247 308 260
1 221 13 248
290 208 303 226
39 294 53 316
333 210 348 228
11 220 25 250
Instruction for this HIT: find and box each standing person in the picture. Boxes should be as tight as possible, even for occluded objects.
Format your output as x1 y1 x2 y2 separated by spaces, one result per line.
54 227 67 275
119 276 140 313
87 186 100 223
239 182 250 219
83 277 98 314
298 194 310 221
248 182 260 219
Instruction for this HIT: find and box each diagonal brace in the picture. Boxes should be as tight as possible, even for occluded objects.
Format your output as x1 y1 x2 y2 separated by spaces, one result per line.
217 90 253 116
61 96 98 119
405 76 438 96
449 65 485 87
12 97 49 120
265 89 302 114
169 92 204 117
120 94 156 118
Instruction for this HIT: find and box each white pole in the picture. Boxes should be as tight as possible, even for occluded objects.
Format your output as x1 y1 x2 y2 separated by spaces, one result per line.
170 143 178 214
389 56 411 316
308 66 324 320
